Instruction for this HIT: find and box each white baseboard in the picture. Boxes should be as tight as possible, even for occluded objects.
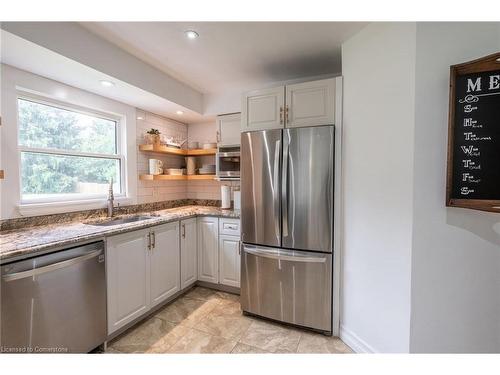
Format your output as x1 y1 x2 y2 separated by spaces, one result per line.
340 324 378 353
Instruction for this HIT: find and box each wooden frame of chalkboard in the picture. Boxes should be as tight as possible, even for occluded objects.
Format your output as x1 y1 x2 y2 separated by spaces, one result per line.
446 52 500 213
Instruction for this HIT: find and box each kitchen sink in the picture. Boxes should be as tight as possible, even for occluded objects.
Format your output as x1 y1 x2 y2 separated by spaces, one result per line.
85 215 158 227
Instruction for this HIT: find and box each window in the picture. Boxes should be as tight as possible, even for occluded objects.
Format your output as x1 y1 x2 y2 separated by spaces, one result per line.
18 97 124 203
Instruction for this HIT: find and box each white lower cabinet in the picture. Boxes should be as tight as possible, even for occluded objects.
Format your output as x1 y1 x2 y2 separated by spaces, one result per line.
150 222 180 308
106 222 180 335
180 218 197 289
197 216 219 283
219 235 241 288
106 229 151 334
106 216 241 335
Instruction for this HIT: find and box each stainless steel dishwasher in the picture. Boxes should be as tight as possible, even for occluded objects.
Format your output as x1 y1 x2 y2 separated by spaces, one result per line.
1 241 106 353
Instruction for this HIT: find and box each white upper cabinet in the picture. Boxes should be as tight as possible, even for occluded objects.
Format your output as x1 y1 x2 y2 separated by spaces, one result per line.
217 113 241 145
149 222 180 308
241 78 336 131
285 78 335 128
219 235 241 288
180 218 198 289
106 229 150 334
197 217 219 284
241 86 285 131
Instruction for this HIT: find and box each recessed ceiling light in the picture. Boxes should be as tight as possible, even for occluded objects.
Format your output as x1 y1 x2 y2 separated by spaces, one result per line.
184 30 199 39
137 116 144 120
176 110 184 115
100 80 115 87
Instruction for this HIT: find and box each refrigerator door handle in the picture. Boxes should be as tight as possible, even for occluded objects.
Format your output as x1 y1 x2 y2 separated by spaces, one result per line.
243 245 326 263
282 134 289 237
273 139 281 240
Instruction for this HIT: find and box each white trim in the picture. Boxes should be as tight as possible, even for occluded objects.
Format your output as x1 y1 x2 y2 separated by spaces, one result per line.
332 76 343 337
17 89 123 122
340 324 378 353
16 92 129 207
20 191 126 205
18 196 132 217
19 146 122 160
1 65 138 219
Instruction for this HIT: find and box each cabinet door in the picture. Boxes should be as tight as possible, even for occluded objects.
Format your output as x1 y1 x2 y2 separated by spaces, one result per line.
219 235 241 288
241 86 285 131
150 222 180 308
217 113 241 145
197 217 219 283
180 218 198 289
106 229 150 334
285 78 335 128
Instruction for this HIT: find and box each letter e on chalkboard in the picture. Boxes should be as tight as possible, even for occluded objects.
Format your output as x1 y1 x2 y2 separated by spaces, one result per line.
446 52 500 213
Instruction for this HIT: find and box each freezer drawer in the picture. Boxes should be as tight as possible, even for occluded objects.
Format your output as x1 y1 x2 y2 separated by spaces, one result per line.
240 244 332 332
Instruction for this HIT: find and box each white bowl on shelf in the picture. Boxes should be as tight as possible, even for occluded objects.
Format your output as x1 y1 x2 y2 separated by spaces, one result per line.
166 168 184 176
202 142 217 149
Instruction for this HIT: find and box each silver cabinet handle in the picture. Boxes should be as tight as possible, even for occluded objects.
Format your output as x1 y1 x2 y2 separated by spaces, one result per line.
285 104 289 124
273 139 281 241
2 249 103 282
282 133 289 237
182 223 186 239
279 106 283 125
151 231 156 249
244 246 326 263
224 224 238 230
147 232 152 250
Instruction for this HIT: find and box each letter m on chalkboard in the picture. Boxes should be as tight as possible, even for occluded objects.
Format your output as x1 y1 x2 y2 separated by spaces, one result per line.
467 77 482 92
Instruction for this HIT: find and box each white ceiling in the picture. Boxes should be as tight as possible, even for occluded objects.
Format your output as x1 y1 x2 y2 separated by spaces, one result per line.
1 30 211 123
80 22 367 94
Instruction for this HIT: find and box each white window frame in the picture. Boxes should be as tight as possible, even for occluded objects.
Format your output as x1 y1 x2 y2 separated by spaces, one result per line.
16 92 127 206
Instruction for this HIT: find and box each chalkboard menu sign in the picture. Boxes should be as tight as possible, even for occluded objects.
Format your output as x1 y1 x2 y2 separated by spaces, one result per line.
446 52 500 213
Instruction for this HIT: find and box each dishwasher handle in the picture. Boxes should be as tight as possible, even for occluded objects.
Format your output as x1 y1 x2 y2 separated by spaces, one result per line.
2 249 103 282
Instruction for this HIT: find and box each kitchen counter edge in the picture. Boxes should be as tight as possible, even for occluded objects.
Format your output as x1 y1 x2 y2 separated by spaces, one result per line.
0 206 240 264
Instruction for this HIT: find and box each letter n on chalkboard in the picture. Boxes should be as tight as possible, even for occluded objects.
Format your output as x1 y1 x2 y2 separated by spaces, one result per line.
446 52 500 213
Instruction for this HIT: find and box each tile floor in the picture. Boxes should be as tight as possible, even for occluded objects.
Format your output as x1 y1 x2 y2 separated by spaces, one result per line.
107 287 353 354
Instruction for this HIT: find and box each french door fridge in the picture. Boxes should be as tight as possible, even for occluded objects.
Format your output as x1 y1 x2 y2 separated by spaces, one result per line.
240 125 334 333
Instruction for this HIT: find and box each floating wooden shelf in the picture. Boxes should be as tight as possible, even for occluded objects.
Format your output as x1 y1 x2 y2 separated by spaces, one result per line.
138 144 217 156
139 174 216 181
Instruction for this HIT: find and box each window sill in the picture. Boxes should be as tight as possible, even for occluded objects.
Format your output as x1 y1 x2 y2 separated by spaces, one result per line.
17 197 133 217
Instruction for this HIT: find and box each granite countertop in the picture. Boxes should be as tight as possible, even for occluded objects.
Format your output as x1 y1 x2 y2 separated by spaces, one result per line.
0 206 240 263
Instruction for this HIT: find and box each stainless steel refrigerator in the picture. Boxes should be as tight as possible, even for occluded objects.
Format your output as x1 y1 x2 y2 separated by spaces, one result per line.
240 125 334 333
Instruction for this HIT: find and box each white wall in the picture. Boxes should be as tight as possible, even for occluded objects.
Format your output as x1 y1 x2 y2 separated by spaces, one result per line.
203 91 242 115
187 121 217 144
0 64 137 219
341 23 416 353
341 21 500 354
409 22 500 353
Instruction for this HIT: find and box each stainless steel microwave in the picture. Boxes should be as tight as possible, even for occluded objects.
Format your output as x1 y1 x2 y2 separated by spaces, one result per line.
216 145 240 180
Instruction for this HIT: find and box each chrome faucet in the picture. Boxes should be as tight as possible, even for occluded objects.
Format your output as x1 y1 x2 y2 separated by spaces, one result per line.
107 178 115 217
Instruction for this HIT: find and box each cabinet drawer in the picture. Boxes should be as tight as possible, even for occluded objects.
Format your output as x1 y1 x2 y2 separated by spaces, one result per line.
219 218 240 236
